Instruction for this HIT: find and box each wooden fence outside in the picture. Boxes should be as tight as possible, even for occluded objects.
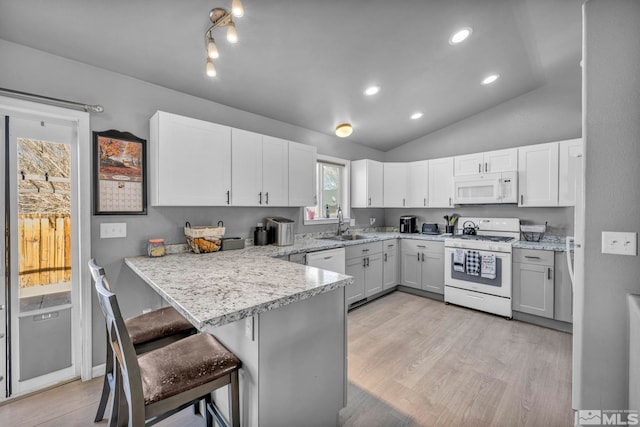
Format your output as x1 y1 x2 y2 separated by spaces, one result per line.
18 214 71 287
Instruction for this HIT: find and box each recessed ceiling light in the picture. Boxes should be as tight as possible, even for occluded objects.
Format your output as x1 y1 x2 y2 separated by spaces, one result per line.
335 123 353 138
364 85 380 96
449 27 472 44
410 112 424 120
481 74 500 85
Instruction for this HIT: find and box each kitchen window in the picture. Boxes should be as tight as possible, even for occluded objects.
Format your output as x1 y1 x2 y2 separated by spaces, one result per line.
304 155 350 225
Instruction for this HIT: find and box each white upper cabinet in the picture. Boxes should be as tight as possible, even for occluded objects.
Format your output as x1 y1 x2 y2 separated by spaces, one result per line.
406 160 429 208
351 160 383 208
518 142 559 207
428 157 454 208
231 128 262 206
261 136 289 206
231 129 289 206
383 163 408 207
288 141 317 207
454 148 517 176
558 138 583 206
150 111 231 206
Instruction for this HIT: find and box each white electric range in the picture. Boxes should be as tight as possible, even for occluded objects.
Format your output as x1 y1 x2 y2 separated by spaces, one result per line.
444 217 520 318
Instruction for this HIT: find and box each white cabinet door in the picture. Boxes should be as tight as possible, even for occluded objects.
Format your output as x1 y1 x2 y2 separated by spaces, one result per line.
288 142 317 207
383 163 407 207
151 111 231 206
428 157 454 208
231 128 262 206
406 160 429 207
558 138 583 206
518 142 559 207
485 148 518 173
345 257 366 304
365 253 384 297
262 135 289 206
383 250 398 290
421 250 444 294
454 152 484 176
351 159 383 208
400 240 421 289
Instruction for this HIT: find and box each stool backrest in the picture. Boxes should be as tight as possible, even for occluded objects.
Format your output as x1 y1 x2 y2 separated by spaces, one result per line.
88 258 108 286
94 275 145 421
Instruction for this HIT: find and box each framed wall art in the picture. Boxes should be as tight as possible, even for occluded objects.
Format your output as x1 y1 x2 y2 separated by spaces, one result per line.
93 130 147 215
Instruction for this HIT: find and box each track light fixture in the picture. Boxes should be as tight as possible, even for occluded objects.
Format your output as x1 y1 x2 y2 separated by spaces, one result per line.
204 0 244 77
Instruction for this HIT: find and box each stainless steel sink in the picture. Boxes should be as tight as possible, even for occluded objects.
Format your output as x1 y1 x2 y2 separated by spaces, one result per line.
319 234 373 241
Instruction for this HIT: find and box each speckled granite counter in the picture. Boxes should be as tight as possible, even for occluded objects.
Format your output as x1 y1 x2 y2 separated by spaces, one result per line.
512 236 571 252
125 249 352 329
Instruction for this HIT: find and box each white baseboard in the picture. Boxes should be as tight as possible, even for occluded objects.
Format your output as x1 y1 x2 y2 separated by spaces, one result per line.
92 363 105 378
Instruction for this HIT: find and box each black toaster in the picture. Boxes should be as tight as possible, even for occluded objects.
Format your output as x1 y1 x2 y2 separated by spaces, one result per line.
421 223 439 235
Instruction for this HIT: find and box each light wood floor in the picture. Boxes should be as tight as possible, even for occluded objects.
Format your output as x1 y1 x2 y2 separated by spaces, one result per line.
0 291 573 427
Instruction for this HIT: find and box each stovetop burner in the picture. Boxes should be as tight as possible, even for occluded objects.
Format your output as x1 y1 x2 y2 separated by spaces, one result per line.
449 234 515 243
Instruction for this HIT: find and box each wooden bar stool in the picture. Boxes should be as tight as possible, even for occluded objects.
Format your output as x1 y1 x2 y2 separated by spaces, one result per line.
89 259 197 424
95 274 241 427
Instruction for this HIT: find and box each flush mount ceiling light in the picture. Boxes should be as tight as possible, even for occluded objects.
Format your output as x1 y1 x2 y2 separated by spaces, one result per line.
410 112 424 120
482 74 500 85
449 27 473 44
364 85 380 96
204 0 244 77
335 123 353 138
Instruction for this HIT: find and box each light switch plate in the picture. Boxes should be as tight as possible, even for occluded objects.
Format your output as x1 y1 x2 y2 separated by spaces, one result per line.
100 222 127 239
601 231 637 256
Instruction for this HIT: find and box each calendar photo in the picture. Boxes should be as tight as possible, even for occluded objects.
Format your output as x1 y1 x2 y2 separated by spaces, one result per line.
93 130 147 215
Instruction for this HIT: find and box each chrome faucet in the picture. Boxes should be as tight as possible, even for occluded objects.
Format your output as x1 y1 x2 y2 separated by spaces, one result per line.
336 206 347 236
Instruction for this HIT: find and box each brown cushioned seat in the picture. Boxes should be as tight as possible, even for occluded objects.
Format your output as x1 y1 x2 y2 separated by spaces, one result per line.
125 306 195 345
138 333 241 405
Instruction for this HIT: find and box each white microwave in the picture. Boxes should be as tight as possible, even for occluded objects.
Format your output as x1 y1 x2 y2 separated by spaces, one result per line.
453 171 518 205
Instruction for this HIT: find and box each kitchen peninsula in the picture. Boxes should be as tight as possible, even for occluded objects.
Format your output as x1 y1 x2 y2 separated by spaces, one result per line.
125 247 353 427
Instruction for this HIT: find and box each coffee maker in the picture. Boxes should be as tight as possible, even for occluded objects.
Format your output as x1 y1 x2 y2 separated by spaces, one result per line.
399 216 417 233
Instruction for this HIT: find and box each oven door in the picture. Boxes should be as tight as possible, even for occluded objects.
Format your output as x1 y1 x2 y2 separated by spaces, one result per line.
444 247 512 298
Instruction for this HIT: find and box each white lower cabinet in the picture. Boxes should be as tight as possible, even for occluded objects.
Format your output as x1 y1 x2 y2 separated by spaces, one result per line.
400 240 444 294
345 241 383 304
383 240 399 290
512 249 554 318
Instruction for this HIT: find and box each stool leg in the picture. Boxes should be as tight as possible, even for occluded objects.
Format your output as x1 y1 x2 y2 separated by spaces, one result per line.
229 370 240 427
96 339 115 422
204 394 213 427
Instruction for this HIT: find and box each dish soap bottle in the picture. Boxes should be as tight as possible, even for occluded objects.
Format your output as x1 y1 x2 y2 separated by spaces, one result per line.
325 204 330 218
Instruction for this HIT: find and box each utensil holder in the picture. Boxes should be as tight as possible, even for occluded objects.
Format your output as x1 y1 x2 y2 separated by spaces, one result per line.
445 225 455 234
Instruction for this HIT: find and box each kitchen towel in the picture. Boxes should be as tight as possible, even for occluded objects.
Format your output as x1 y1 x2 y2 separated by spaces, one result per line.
453 249 466 272
465 250 481 276
481 253 497 279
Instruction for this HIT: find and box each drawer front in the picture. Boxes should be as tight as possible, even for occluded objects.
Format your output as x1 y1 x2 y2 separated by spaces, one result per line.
383 239 398 252
513 248 554 265
345 241 383 259
401 238 443 254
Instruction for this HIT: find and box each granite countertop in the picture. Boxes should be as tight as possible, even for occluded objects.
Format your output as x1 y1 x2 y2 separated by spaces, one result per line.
125 249 353 329
125 231 570 330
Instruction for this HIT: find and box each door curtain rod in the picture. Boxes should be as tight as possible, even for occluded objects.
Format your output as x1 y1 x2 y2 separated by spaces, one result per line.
0 87 104 113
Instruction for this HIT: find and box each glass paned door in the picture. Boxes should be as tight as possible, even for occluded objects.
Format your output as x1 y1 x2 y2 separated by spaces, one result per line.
7 115 79 395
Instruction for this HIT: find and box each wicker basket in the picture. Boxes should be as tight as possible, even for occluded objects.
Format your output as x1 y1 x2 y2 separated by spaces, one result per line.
184 222 225 253
520 223 547 242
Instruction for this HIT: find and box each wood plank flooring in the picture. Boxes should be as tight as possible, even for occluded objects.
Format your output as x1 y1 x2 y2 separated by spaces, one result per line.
0 291 573 427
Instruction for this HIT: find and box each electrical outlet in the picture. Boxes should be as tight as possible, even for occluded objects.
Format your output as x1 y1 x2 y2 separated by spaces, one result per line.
601 231 637 256
369 218 376 226
100 222 127 238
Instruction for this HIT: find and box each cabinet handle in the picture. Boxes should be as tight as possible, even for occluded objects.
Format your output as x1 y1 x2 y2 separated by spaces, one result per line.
388 244 395 248
485 162 488 172
423 198 426 206
323 256 333 260
259 192 262 204
417 253 420 261
368 197 371 206
403 198 405 206
314 195 317 204
417 244 426 248
520 194 524 205
422 253 425 262
362 248 370 253
478 163 481 173
524 256 541 259
366 257 370 267
226 190 230 205
449 197 452 206
548 267 552 280
384 253 388 262
265 192 269 205
363 258 367 267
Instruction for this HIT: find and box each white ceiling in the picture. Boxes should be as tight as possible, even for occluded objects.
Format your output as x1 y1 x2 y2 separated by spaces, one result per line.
0 0 582 151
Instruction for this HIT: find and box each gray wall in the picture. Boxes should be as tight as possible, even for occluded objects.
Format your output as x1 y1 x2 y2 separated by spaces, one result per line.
581 0 640 410
0 39 386 365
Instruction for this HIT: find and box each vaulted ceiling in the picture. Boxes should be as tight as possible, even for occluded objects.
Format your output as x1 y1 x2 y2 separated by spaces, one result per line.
0 0 582 151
